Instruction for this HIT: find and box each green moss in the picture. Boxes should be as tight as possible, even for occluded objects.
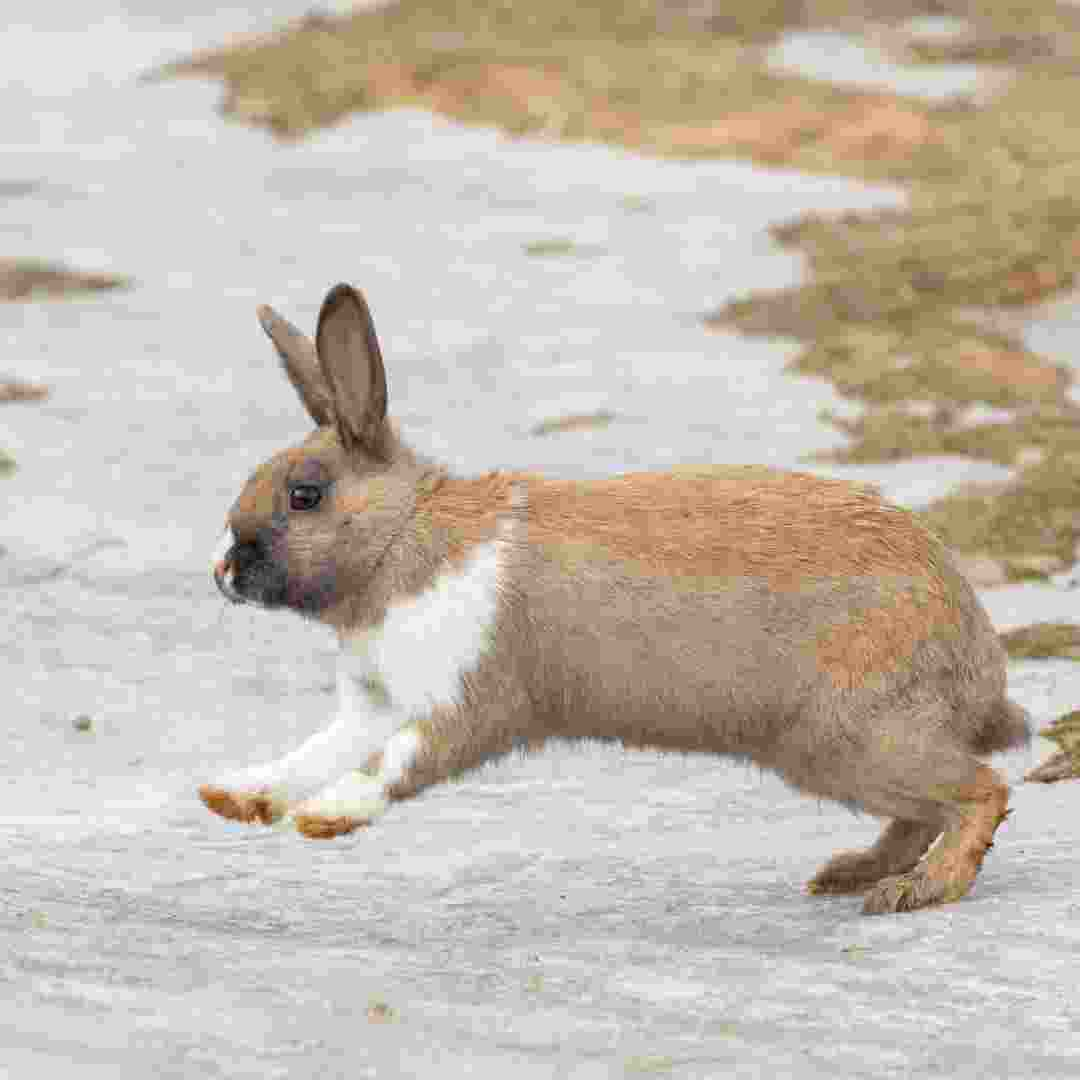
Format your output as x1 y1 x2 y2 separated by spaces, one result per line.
157 0 953 182
1041 709 1080 752
1019 704 1080 781
922 456 1080 575
0 449 14 475
815 407 949 463
1000 623 1080 660
359 674 393 710
523 239 605 258
625 1056 674 1075
717 189 1080 345
530 410 616 436
791 324 1063 409
815 403 1080 468
1026 709 1080 781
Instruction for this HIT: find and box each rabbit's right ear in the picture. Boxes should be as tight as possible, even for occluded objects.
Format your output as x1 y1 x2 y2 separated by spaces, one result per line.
314 283 389 457
257 303 335 427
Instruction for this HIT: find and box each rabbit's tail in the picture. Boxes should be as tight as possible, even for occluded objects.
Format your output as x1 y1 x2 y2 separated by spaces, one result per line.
971 699 1031 755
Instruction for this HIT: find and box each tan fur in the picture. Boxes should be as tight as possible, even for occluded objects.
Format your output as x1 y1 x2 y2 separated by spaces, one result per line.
415 471 517 560
419 467 943 587
421 468 962 693
862 766 1010 913
199 785 280 826
808 819 942 894
815 586 960 691
204 282 1033 917
231 429 343 538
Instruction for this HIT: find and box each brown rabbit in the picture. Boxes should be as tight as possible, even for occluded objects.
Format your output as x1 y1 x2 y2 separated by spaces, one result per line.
201 283 1029 915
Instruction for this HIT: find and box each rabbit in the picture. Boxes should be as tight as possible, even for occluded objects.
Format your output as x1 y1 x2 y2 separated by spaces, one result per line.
201 282 1030 915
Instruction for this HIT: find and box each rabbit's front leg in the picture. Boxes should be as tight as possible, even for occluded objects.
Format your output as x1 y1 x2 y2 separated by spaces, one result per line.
198 670 398 826
292 730 418 838
292 693 528 839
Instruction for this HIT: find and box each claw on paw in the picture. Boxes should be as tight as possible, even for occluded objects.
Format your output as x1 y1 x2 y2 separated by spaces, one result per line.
198 784 284 825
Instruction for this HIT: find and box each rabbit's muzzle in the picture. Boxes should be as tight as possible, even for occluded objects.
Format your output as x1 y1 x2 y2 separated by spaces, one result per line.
214 536 288 609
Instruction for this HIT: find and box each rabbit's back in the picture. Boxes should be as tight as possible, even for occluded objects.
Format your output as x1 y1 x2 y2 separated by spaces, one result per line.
423 466 1018 760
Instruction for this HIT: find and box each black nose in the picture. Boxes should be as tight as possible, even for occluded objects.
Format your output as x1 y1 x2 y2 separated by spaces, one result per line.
220 538 288 609
228 541 263 577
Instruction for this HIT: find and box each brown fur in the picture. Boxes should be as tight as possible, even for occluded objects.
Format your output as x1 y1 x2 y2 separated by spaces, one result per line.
814 586 960 692
199 785 280 826
420 468 967 693
206 282 1033 916
419 467 944 587
808 819 942 894
862 766 1010 913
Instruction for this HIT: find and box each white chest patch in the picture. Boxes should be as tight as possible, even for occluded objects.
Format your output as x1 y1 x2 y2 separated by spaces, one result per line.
342 539 503 716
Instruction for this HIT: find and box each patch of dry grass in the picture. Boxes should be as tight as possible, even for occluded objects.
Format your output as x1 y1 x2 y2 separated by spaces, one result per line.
1026 708 1080 782
1001 623 1080 660
531 410 617 436
921 456 1080 580
0 377 49 403
0 258 129 302
158 0 959 180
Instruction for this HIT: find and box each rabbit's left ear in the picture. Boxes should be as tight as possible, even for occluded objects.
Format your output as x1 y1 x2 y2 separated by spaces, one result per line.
257 303 335 427
315 283 389 457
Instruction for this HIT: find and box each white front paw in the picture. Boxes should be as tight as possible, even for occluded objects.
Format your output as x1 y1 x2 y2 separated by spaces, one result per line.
292 772 388 839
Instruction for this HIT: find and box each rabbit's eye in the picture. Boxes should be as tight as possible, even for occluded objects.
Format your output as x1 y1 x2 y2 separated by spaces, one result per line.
289 484 323 512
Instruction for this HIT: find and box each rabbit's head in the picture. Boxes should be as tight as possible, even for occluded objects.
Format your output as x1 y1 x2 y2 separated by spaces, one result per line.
213 284 429 630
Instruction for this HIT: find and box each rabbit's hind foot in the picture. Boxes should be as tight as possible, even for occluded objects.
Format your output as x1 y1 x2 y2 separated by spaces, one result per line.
862 767 1010 915
808 819 941 895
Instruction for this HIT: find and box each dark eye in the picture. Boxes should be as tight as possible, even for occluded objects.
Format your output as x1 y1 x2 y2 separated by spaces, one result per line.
289 484 323 512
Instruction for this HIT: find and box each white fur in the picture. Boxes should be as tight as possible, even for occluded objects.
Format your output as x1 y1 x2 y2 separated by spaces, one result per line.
209 541 502 822
380 727 421 786
210 668 399 812
342 539 503 715
293 770 388 823
291 728 421 825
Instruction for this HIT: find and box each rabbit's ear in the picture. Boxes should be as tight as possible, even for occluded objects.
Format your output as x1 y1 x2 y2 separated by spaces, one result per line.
257 304 335 427
315 283 389 457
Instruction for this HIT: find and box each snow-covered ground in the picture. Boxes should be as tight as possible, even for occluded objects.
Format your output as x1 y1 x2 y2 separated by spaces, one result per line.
2 6 1078 1076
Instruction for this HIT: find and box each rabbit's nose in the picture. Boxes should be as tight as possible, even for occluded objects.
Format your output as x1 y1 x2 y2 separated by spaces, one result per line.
213 557 232 590
211 528 235 587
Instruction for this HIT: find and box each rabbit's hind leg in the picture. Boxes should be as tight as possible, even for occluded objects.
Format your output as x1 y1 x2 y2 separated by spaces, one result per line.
862 763 1009 915
808 819 942 895
781 697 1012 913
